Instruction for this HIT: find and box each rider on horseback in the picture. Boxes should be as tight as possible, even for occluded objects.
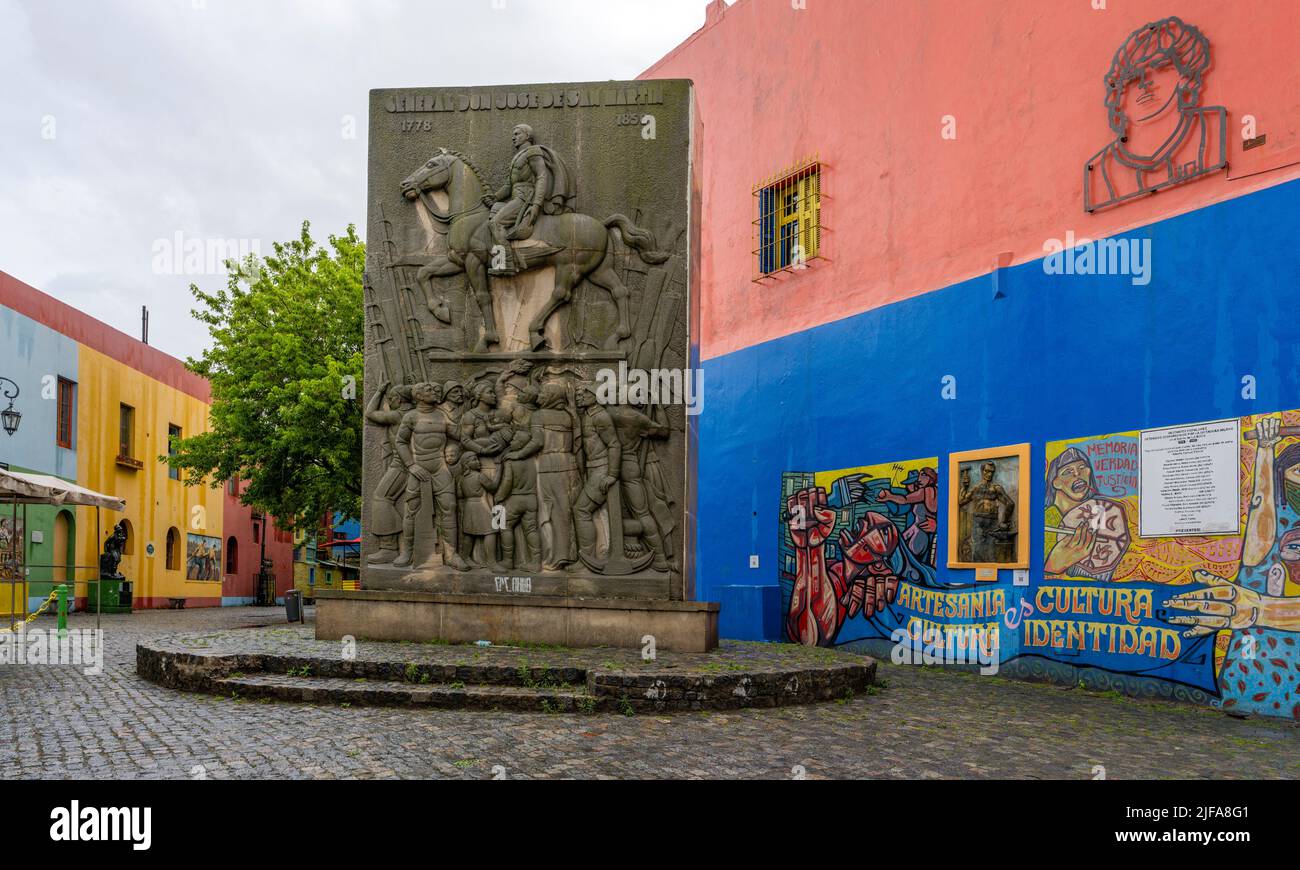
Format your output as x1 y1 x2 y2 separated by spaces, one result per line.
485 124 576 276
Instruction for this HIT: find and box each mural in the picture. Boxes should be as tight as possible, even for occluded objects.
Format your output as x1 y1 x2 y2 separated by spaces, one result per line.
780 458 940 648
0 516 23 559
1040 430 1223 694
186 534 222 582
1166 412 1300 717
1039 411 1299 715
1044 434 1141 582
778 412 1300 718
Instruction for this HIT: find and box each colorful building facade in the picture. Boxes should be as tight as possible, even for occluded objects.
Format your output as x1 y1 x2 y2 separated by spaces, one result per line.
293 513 360 601
222 477 295 606
0 272 293 610
646 0 1300 717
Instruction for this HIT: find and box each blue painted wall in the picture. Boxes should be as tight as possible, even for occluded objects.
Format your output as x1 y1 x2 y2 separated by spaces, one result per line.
698 179 1300 618
0 305 81 613
0 306 79 479
332 513 361 540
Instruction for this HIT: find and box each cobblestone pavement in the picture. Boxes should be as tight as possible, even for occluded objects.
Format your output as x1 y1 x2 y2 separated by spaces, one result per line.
2 608 1296 779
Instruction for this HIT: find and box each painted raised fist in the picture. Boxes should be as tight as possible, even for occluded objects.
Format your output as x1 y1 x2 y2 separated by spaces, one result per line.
786 487 835 549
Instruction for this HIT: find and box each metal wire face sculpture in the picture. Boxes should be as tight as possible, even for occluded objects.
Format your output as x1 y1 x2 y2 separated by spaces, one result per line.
1084 16 1227 213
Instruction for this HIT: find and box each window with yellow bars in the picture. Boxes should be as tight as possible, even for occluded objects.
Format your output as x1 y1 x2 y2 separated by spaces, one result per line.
753 156 821 281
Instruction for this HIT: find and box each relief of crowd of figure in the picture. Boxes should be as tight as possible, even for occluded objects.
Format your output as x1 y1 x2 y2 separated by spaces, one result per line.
365 359 678 577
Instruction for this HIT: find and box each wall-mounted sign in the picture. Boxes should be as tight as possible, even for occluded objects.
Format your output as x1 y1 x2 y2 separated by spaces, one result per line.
1084 16 1227 213
1139 418 1240 537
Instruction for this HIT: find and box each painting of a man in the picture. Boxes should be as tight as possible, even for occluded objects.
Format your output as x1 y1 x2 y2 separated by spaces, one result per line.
186 534 222 582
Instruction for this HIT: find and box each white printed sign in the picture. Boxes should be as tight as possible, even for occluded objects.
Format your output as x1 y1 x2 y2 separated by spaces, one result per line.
1138 418 1240 537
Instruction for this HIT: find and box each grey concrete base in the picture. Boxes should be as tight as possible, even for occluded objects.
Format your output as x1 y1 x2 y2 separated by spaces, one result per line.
314 589 720 653
364 564 671 600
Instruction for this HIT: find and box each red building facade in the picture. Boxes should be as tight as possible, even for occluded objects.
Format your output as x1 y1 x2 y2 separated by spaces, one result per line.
222 478 295 605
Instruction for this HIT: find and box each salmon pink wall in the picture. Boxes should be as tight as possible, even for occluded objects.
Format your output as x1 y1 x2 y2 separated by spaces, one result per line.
643 0 1300 359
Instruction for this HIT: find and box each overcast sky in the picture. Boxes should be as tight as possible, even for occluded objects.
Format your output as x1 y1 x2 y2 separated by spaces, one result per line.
0 0 707 360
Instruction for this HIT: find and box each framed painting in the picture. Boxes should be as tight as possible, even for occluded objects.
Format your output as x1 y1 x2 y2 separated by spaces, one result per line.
947 443 1031 569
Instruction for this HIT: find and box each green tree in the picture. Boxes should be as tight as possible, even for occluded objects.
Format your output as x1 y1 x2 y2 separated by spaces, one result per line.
166 221 364 532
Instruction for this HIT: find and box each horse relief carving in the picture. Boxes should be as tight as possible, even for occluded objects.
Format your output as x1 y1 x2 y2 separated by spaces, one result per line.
394 125 670 352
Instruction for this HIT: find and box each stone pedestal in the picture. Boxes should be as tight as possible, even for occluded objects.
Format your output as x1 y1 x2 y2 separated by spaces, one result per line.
314 589 718 653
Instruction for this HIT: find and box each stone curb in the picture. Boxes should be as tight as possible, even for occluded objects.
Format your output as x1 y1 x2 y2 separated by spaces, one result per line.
137 638 877 714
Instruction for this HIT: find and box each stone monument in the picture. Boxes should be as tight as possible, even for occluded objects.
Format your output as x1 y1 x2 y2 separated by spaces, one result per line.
315 80 715 651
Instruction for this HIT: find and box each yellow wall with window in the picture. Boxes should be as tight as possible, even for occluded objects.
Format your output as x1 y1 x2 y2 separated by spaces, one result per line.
74 346 222 605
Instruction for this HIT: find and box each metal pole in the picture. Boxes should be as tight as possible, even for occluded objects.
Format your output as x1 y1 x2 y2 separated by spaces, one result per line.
260 517 267 605
9 497 15 633
21 503 27 628
95 507 100 633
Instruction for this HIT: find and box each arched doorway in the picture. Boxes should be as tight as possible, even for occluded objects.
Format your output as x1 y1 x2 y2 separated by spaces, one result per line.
165 527 180 572
225 537 239 575
52 510 75 585
120 518 134 555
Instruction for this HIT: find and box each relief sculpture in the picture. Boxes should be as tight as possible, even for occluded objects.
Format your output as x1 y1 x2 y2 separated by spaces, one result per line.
363 81 696 601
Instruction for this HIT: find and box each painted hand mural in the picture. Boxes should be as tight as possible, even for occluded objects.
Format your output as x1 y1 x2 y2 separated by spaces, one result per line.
1042 412 1300 718
784 487 902 647
1162 415 1300 717
1166 569 1270 634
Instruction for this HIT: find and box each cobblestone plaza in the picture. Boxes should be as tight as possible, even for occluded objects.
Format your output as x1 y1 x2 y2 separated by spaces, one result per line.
2 608 1294 780
4 0 1300 804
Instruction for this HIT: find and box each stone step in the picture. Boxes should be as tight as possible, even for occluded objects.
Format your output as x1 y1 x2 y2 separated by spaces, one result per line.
214 674 609 714
140 633 879 713
254 657 588 689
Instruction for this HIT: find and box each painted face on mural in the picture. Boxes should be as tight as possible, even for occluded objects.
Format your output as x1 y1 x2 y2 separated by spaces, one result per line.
1052 459 1094 505
1279 527 1300 564
1283 463 1300 514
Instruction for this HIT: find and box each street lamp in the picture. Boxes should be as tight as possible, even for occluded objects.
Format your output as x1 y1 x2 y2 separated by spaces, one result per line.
0 377 19 437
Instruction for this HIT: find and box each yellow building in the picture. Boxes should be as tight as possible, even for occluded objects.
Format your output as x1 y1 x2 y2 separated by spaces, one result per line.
2 271 298 612
73 346 223 607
